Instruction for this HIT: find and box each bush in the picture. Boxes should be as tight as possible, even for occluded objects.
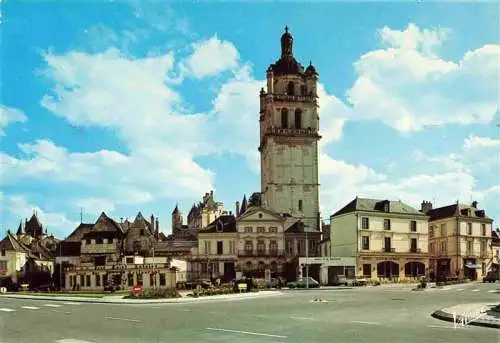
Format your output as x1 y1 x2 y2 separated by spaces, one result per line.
125 288 181 299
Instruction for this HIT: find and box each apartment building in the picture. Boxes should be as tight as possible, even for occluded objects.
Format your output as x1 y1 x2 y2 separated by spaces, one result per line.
423 200 493 280
329 197 429 281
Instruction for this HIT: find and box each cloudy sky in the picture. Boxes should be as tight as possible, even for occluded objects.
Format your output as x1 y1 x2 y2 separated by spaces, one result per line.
1 1 499 238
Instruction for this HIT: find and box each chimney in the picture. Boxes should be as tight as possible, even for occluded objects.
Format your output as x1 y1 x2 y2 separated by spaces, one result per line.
236 201 240 216
421 200 432 214
471 201 478 208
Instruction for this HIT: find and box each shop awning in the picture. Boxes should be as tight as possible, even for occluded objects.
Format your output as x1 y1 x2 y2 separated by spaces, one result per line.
464 263 480 269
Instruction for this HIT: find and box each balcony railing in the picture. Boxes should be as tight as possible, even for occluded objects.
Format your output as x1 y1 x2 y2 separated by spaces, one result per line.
271 94 316 103
238 250 285 257
266 127 320 138
410 248 422 253
383 248 396 253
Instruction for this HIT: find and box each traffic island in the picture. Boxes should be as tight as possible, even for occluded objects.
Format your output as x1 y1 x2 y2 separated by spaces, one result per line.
431 303 500 329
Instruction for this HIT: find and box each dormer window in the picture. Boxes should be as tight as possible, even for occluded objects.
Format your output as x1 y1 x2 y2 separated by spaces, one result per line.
384 203 390 212
216 220 223 233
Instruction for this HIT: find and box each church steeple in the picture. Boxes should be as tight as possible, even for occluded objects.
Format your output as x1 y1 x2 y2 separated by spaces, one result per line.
280 25 293 58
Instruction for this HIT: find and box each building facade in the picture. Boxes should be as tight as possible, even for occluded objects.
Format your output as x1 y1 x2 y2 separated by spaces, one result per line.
259 26 321 232
423 200 493 281
328 198 429 282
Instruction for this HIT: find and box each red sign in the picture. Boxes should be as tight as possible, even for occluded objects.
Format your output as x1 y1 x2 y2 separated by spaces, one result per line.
132 284 142 296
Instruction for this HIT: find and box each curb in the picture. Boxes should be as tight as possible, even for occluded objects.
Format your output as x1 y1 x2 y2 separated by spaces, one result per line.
431 309 500 329
0 291 283 304
283 287 353 291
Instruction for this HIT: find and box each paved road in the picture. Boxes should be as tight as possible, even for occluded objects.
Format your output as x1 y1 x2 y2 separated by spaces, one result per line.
0 282 498 343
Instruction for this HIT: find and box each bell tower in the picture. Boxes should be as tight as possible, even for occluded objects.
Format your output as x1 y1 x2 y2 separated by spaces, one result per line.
259 26 321 231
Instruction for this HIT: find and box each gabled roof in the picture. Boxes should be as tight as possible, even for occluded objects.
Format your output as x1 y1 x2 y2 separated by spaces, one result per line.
332 197 425 217
93 212 124 234
0 232 47 260
65 223 94 242
237 205 285 221
199 215 237 234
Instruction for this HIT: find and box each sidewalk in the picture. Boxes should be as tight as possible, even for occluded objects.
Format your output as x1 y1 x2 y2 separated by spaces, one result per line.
431 303 500 329
1 290 283 304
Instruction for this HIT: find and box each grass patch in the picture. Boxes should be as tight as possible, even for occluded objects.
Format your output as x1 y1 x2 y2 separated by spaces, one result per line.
124 288 181 299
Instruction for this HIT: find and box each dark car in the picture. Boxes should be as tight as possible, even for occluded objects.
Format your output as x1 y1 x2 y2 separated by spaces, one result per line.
483 271 499 283
287 277 320 289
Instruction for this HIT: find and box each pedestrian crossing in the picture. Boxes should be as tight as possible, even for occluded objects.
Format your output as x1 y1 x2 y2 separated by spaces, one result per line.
0 303 79 313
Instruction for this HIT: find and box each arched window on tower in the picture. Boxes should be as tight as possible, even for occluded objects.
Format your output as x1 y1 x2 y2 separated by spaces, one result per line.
281 108 288 128
287 81 295 95
295 109 302 129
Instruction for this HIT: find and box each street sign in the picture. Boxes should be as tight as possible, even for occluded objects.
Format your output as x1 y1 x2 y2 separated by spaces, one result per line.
132 284 142 296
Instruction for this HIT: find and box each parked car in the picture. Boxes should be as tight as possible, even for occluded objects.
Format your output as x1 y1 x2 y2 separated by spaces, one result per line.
332 275 348 286
483 271 499 283
287 277 320 288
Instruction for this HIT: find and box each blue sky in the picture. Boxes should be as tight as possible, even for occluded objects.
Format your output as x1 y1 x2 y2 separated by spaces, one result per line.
1 1 499 238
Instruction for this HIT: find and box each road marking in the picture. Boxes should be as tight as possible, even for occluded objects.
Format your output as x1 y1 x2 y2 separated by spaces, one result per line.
63 302 82 305
471 289 480 292
51 309 72 314
456 289 465 292
488 290 498 293
0 308 16 312
105 316 141 323
427 325 458 330
45 304 62 307
442 287 451 291
290 316 315 321
350 321 381 325
205 327 287 339
56 339 96 343
180 309 192 312
21 306 40 310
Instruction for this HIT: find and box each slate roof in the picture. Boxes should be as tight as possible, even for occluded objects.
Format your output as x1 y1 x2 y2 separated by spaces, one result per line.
199 215 237 234
65 223 94 242
0 232 49 260
492 230 500 246
425 203 493 222
332 197 425 217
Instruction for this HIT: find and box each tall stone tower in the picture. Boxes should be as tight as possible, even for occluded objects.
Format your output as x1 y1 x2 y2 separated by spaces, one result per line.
259 26 321 231
171 205 183 236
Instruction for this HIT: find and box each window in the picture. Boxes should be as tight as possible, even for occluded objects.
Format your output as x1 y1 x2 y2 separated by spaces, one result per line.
0 249 5 256
136 273 142 286
86 239 91 244
300 85 306 96
467 223 472 235
287 81 295 95
69 275 73 288
440 241 446 254
245 241 253 252
361 217 369 229
410 238 417 252
298 199 303 211
281 108 288 128
96 237 103 244
269 240 278 253
440 224 446 237
429 226 434 238
244 227 252 233
216 221 223 233
362 236 369 250
96 274 101 287
481 241 487 255
410 221 417 232
481 224 486 236
126 257 134 264
150 273 155 287
128 273 134 286
363 264 371 277
467 241 473 255
80 275 84 286
430 243 435 254
286 240 293 254
140 229 145 235
295 109 302 129
257 227 265 233
384 237 392 252
204 241 211 254
384 219 391 230
257 240 265 253
86 275 91 287
0 261 7 270
217 241 223 255
269 227 278 233
159 273 166 286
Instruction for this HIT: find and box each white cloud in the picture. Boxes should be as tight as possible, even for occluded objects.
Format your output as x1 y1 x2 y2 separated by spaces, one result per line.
464 135 500 149
0 105 28 136
347 24 499 132
180 35 240 78
0 192 79 237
